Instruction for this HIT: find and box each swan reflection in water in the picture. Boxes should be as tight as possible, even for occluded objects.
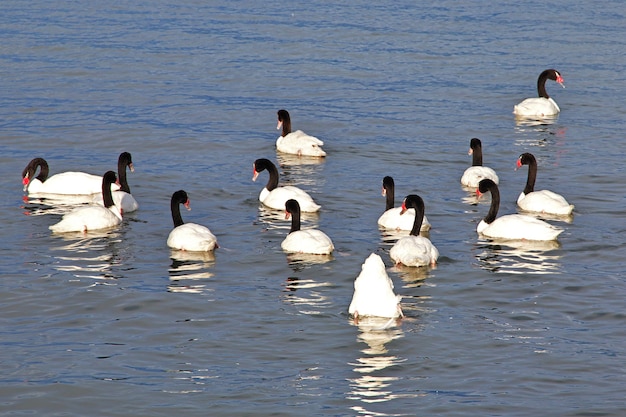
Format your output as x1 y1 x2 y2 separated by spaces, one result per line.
281 276 332 315
347 317 419 411
50 230 124 283
475 238 562 274
256 205 320 231
514 114 558 127
168 250 215 294
22 194 96 216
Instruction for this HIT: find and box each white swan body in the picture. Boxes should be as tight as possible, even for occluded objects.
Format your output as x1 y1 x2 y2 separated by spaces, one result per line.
477 179 563 241
49 171 122 233
276 109 326 157
514 97 560 117
281 229 334 254
281 199 333 254
167 190 218 252
253 158 321 212
516 152 574 216
461 166 499 188
168 223 218 252
348 253 403 319
388 195 439 267
277 130 326 157
377 176 431 231
22 157 120 196
513 69 564 117
378 207 431 231
390 235 439 267
460 138 499 188
517 190 574 216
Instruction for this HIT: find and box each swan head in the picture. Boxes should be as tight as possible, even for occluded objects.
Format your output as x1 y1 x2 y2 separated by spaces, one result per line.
119 152 134 173
400 194 424 215
277 109 291 134
476 178 497 198
382 176 394 196
252 158 274 182
516 152 536 170
468 138 482 155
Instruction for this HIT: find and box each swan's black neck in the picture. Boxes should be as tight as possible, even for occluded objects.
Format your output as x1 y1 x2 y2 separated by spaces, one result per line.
171 190 188 227
382 176 395 211
286 200 302 233
520 153 537 194
278 109 292 137
403 195 425 236
255 158 280 191
537 69 558 99
470 138 483 167
23 158 49 182
479 179 500 224
117 152 133 194
101 171 117 209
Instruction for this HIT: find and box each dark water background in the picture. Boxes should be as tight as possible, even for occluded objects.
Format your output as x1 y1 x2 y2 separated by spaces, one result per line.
1 1 625 416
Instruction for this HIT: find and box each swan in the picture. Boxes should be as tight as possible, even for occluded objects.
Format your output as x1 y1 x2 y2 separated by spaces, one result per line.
22 157 121 195
476 179 563 241
252 158 321 212
167 190 218 252
93 152 139 212
389 195 439 267
49 171 122 233
516 153 574 216
513 69 564 117
276 109 327 157
460 138 499 188
377 176 431 231
348 253 403 319
281 199 334 254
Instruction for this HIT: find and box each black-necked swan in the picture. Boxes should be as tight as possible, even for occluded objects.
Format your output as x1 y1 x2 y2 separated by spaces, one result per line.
389 195 439 267
516 153 574 216
167 190 218 252
252 158 321 212
348 253 403 320
281 199 334 255
460 138 499 188
93 152 139 212
513 69 564 117
276 109 326 157
22 157 121 195
476 179 563 241
49 171 122 233
377 176 432 231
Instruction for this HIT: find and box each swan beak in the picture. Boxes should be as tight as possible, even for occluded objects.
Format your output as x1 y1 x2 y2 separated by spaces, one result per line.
22 176 30 191
184 200 191 211
129 163 135 173
276 120 282 130
284 211 291 220
476 189 483 198
556 75 565 88
515 159 522 171
468 148 473 156
399 201 408 215
252 170 259 182
381 187 387 197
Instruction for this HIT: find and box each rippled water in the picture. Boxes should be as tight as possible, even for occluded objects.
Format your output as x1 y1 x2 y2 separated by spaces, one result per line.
1 1 625 416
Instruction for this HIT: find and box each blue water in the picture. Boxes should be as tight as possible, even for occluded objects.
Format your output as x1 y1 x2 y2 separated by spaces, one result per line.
1 1 625 416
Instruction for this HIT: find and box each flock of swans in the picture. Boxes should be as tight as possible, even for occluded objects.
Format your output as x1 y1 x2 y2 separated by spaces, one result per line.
20 69 571 321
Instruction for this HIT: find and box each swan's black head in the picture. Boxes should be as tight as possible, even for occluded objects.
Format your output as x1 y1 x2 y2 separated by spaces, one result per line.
285 199 300 214
382 176 395 189
469 138 482 150
253 158 273 174
103 170 118 185
477 178 497 195
517 152 536 168
400 194 424 213
545 69 563 84
277 109 291 123
172 189 189 205
119 152 133 170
